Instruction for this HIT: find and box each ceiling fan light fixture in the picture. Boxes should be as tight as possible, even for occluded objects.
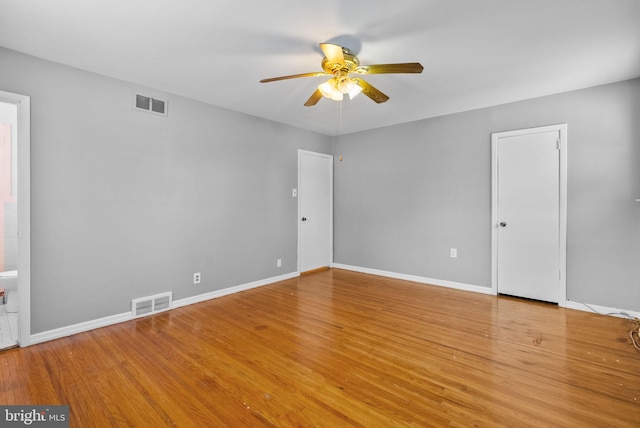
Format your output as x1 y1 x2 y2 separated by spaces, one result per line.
336 76 354 93
337 76 362 100
318 78 343 101
348 83 363 100
319 76 362 101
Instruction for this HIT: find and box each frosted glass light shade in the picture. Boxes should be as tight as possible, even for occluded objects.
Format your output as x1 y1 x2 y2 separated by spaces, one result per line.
318 78 343 101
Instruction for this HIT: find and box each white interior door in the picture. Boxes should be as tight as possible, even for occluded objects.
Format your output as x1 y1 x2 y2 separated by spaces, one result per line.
298 150 333 273
492 125 567 304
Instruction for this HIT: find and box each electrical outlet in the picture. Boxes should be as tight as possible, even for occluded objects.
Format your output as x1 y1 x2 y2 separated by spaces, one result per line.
292 189 297 197
450 248 458 258
193 272 201 284
277 258 282 268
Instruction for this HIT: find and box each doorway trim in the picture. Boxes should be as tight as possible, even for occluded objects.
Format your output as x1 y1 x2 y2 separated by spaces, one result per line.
491 124 567 306
297 150 333 273
0 90 31 346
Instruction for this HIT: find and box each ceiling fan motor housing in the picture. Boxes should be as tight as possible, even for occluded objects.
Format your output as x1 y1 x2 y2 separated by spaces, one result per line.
322 47 359 76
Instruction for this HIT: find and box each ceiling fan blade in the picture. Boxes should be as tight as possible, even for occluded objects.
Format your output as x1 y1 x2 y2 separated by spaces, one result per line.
260 72 328 83
319 43 345 65
304 89 323 107
354 63 424 74
352 78 389 104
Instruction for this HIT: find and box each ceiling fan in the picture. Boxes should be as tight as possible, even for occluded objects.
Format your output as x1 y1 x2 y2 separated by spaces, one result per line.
260 43 423 106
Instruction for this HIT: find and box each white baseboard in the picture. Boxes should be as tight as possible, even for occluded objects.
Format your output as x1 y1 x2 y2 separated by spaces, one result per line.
332 263 493 295
334 264 640 320
29 271 300 346
172 271 299 309
30 312 132 345
564 300 640 320
30 268 636 347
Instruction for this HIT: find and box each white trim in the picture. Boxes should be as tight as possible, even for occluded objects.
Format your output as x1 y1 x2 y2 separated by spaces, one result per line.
29 265 638 346
565 300 640 320
335 264 638 321
491 124 568 305
557 124 568 306
297 150 334 272
172 271 299 309
333 264 493 295
0 90 31 347
30 312 132 345
30 271 299 345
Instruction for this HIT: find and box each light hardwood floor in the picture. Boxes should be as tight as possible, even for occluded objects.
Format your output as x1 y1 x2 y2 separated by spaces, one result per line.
1 269 639 427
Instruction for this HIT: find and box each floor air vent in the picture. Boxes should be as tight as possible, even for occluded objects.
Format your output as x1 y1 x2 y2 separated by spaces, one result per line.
134 93 167 116
132 292 172 318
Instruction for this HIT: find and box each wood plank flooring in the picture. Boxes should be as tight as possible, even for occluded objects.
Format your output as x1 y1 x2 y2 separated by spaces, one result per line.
1 269 639 427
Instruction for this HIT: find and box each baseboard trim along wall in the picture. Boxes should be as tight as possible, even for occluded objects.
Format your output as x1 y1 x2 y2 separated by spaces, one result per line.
335 264 640 320
332 263 494 295
171 272 299 309
30 312 133 346
564 301 640 320
29 268 639 346
30 271 300 346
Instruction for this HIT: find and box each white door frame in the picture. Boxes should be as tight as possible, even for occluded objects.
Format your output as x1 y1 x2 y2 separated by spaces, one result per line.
0 90 31 346
491 124 567 306
297 150 333 273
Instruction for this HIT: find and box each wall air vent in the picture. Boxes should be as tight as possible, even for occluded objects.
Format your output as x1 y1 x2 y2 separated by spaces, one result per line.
134 93 168 116
131 292 173 318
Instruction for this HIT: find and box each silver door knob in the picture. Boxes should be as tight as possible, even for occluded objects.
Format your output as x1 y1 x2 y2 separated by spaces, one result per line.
499 222 507 227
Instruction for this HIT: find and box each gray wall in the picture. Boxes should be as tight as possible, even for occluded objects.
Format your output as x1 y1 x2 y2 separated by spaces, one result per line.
0 47 331 333
334 78 640 312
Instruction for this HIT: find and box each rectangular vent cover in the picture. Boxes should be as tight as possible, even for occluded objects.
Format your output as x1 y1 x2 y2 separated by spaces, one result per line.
132 292 173 318
134 93 167 116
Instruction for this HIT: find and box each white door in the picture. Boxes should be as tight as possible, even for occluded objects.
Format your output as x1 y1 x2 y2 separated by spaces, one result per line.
298 150 333 273
491 125 567 304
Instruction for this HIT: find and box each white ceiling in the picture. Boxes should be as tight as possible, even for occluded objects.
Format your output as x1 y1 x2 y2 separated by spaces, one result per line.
1 0 639 136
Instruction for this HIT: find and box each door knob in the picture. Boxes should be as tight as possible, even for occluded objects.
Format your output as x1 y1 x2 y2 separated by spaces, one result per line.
499 222 507 227
301 217 307 222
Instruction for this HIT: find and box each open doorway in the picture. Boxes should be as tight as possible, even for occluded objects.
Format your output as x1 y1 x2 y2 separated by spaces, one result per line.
0 90 31 349
0 102 18 349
